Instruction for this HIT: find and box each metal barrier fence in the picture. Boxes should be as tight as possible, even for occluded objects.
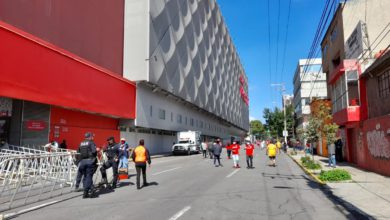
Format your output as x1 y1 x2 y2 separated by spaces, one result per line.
0 147 78 212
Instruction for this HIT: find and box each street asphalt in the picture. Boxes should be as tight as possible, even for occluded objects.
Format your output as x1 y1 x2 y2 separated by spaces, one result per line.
13 147 355 220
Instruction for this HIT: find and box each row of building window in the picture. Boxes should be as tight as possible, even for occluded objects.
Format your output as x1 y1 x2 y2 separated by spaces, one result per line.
150 105 227 134
378 68 390 98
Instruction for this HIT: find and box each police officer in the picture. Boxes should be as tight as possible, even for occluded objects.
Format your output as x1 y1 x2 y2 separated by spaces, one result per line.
131 139 151 190
76 132 97 198
100 136 120 188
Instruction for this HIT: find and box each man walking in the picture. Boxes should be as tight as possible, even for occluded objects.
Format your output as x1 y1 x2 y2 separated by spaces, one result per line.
76 132 97 198
201 141 208 158
131 139 151 190
213 139 223 167
100 136 120 188
245 142 254 169
267 139 278 167
231 141 241 168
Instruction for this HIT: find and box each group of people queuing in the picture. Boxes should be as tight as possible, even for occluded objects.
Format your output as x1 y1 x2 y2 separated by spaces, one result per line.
75 132 151 199
200 138 283 169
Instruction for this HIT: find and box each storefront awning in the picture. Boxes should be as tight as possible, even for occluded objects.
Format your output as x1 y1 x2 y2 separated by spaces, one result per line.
0 21 136 119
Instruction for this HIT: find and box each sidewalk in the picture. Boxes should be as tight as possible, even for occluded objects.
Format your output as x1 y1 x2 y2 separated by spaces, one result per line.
289 151 390 220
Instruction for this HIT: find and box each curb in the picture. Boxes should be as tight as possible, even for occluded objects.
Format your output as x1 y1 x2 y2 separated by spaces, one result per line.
151 153 172 159
287 153 326 185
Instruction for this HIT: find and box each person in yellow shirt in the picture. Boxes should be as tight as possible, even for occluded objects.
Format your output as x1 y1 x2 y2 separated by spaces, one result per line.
276 140 281 154
267 139 279 167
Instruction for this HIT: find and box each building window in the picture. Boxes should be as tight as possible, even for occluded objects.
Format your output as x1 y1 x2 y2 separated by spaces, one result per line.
200 121 203 128
378 68 390 98
150 106 153 117
185 117 187 125
171 112 173 122
177 114 182 124
159 109 165 120
190 118 194 127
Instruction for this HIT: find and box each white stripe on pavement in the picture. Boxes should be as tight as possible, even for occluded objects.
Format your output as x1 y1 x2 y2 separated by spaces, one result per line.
168 206 191 220
152 167 181 176
226 169 240 178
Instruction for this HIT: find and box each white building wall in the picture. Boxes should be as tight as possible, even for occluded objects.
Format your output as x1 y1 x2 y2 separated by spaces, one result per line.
293 59 328 123
342 0 390 57
123 0 249 133
146 0 249 131
123 0 149 81
121 83 245 153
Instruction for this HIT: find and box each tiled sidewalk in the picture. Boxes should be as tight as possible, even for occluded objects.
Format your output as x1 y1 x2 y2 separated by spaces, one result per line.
290 152 390 219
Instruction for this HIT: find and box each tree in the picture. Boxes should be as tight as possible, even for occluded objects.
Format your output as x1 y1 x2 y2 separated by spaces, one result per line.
250 120 265 138
302 98 339 157
263 105 295 139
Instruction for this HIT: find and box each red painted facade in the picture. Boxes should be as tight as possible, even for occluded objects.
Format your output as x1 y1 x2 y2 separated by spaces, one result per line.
333 106 361 125
343 115 390 176
49 107 120 150
0 21 136 119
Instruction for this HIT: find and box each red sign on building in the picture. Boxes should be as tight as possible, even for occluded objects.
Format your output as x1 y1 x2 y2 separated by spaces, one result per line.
26 120 46 131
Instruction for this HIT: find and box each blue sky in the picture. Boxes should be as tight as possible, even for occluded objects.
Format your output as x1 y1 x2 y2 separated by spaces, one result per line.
217 0 326 122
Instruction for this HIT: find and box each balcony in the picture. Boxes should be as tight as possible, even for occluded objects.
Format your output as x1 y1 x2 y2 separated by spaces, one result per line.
329 60 359 85
333 106 361 125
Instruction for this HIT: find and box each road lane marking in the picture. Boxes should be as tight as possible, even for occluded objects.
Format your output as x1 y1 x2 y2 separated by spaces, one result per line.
226 169 240 178
168 206 191 220
152 167 181 176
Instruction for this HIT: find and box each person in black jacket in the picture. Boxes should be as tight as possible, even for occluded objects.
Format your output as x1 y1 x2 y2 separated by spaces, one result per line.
213 139 223 167
100 136 120 188
76 132 97 198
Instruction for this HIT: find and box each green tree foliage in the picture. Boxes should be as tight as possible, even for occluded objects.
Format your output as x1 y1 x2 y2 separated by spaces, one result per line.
304 117 321 144
263 105 294 139
250 120 265 138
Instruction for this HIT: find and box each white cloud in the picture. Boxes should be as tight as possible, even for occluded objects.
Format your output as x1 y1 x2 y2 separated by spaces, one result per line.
249 116 257 121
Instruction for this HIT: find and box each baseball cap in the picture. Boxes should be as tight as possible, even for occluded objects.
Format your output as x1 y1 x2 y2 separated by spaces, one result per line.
120 138 126 141
85 132 93 138
106 136 115 141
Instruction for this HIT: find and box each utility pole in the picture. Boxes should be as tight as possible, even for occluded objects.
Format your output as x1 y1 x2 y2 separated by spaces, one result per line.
271 83 288 144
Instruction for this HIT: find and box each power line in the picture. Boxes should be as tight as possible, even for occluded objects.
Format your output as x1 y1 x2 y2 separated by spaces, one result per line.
294 0 336 98
280 0 292 83
275 0 281 81
267 0 272 87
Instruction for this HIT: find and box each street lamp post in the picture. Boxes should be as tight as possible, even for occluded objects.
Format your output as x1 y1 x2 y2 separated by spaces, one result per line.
271 83 288 144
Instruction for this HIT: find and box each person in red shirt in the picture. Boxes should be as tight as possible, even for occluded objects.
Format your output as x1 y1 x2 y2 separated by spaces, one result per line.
245 142 255 169
231 141 241 168
226 142 232 159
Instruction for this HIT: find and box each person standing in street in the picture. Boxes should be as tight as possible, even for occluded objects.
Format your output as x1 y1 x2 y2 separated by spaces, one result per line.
328 142 336 168
131 139 151 190
76 132 97 198
60 139 67 149
118 138 130 169
231 141 241 168
226 142 232 159
100 136 120 188
208 142 214 159
261 140 266 150
213 139 223 167
266 139 278 167
245 142 254 169
276 139 282 154
201 141 208 158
